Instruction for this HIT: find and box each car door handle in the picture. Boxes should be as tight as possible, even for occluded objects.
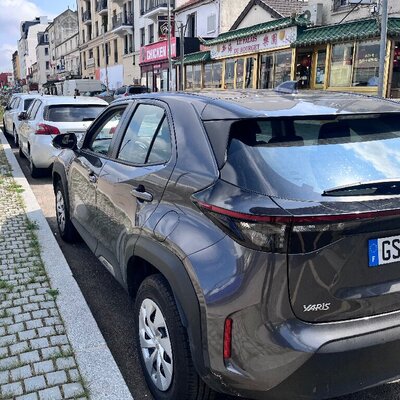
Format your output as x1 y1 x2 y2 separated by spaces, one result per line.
131 185 153 202
88 173 97 183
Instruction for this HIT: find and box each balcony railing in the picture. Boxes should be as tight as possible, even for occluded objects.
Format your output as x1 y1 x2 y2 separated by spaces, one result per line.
96 0 108 14
124 46 133 55
82 10 92 23
112 12 134 29
140 1 174 16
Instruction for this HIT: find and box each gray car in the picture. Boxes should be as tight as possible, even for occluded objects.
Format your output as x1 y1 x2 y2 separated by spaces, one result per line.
52 88 400 400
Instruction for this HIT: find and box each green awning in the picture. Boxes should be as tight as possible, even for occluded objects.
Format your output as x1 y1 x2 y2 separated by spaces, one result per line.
174 51 211 65
204 16 309 46
293 17 400 47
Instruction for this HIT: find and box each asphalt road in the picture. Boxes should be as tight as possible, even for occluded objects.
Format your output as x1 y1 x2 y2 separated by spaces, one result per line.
4 133 400 400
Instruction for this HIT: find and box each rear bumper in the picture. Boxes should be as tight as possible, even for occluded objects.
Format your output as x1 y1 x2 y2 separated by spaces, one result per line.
224 320 400 399
187 237 400 399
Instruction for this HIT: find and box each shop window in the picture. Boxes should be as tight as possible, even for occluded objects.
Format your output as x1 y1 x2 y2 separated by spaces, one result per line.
193 65 202 89
225 59 235 89
236 59 244 89
315 50 326 85
329 43 354 87
392 42 400 92
186 65 193 89
329 41 380 88
352 40 379 86
274 51 292 86
260 54 274 89
204 62 222 88
245 57 255 88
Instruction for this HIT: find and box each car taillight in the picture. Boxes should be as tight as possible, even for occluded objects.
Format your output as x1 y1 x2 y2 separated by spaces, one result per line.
194 200 290 253
35 123 60 135
124 92 129 96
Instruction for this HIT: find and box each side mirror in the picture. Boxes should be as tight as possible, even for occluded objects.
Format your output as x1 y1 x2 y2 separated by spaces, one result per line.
18 111 28 121
52 132 78 150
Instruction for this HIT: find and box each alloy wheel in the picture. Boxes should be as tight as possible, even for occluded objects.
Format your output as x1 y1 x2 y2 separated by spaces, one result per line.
56 190 66 233
139 298 173 391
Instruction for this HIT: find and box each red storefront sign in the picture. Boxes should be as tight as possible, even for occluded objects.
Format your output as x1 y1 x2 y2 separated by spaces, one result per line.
140 37 177 64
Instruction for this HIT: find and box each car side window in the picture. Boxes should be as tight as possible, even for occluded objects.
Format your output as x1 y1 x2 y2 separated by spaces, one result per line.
86 107 126 155
27 100 41 119
11 98 20 109
117 104 171 165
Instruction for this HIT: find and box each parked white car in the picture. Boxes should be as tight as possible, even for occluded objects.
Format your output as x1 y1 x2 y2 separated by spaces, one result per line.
2 93 44 145
18 96 107 177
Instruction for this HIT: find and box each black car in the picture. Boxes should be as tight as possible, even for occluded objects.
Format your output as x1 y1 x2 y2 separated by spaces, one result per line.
52 88 400 400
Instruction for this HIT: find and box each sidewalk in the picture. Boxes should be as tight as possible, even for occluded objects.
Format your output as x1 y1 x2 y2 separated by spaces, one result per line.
0 132 133 399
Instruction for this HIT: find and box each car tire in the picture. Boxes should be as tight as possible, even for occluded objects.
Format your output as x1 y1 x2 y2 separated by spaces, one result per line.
55 181 79 242
13 127 19 147
29 156 41 178
18 140 24 158
134 274 215 400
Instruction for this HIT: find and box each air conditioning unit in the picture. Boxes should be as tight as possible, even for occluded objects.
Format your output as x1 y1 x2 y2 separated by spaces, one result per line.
303 3 323 26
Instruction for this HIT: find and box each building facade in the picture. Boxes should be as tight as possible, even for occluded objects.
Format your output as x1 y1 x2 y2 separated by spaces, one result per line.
12 51 20 85
36 32 51 89
47 9 80 82
17 17 50 81
77 0 137 89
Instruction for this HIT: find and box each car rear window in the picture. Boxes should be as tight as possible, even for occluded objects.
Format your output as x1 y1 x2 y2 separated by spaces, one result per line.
24 99 34 110
45 105 105 122
215 114 400 200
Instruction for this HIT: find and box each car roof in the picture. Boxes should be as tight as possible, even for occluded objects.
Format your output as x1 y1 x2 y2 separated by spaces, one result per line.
38 96 108 106
114 90 400 120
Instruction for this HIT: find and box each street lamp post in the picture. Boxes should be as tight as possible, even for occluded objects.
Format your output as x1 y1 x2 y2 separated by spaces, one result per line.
378 0 388 97
167 0 173 91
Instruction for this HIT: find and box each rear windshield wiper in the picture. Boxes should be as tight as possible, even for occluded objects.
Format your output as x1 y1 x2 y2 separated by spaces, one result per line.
322 180 400 196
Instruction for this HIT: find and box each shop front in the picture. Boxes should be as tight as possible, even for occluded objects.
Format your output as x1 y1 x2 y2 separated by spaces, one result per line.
140 38 177 92
293 18 400 97
180 17 309 91
140 37 200 91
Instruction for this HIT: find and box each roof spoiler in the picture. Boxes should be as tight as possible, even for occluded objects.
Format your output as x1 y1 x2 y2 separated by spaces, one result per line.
274 80 299 95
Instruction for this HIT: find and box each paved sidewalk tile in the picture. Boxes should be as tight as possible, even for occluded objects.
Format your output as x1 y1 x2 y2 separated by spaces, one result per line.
0 146 88 399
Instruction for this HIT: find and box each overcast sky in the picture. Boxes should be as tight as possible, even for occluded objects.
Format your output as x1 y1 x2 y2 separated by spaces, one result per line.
0 0 76 73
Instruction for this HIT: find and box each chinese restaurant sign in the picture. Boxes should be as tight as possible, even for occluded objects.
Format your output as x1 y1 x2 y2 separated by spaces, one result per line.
210 26 297 59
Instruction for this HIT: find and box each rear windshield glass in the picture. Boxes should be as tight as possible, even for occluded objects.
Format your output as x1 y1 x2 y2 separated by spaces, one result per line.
45 105 105 122
219 114 400 200
24 99 34 110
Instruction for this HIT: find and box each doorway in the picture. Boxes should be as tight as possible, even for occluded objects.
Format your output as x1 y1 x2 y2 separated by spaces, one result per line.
296 51 313 89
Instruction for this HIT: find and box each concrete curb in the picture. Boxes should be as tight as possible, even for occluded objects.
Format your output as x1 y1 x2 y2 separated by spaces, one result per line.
0 131 134 400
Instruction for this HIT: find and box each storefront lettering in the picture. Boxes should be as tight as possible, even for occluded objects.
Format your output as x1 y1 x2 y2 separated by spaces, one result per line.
210 26 297 59
147 46 167 61
234 44 260 55
236 36 257 45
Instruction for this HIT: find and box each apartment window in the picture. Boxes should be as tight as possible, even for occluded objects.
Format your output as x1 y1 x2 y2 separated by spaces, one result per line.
140 28 145 46
97 47 100 67
207 14 216 34
44 48 49 56
187 13 196 38
45 61 50 70
333 0 349 10
114 39 118 63
124 35 129 54
89 49 94 59
82 29 85 44
88 25 92 41
149 24 154 44
102 16 108 33
95 21 99 36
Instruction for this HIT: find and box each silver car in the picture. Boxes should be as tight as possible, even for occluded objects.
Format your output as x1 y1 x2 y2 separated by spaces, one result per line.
2 93 43 145
18 96 107 177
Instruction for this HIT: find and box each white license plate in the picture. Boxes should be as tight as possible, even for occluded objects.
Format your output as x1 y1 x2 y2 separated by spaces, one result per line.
369 235 400 267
